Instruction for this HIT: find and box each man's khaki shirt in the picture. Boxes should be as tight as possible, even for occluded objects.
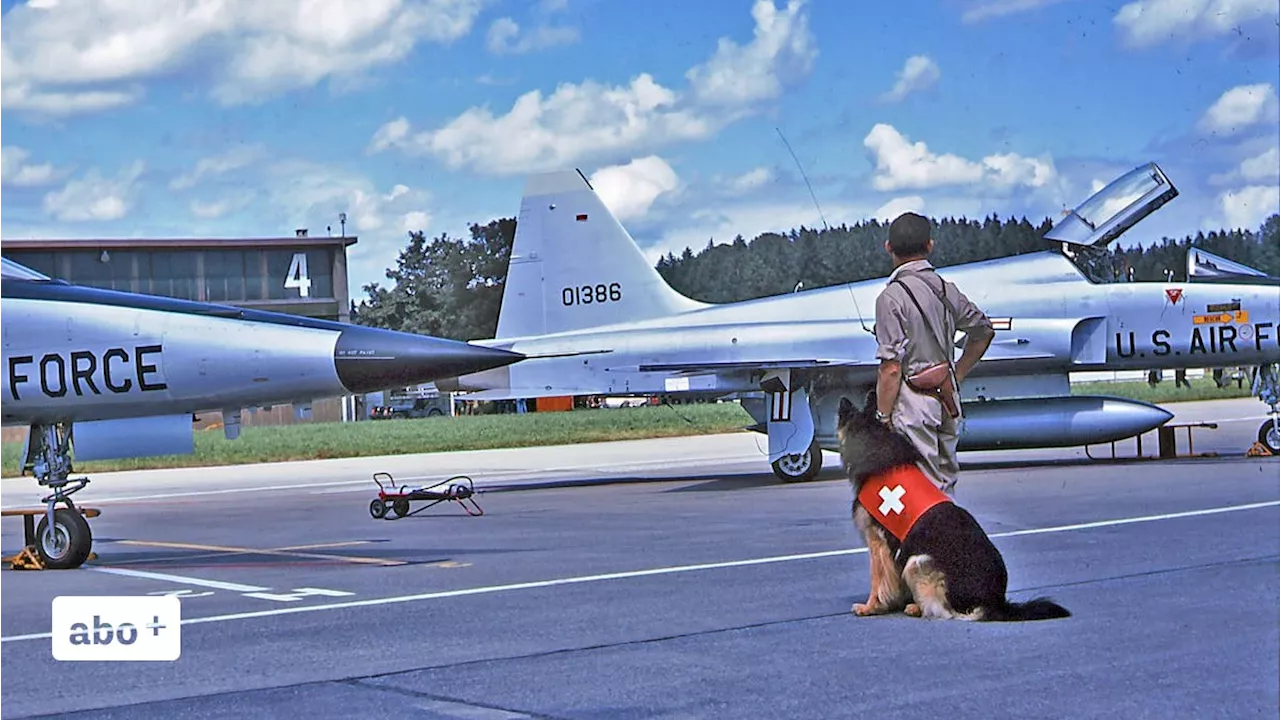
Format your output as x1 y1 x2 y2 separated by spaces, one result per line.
874 259 992 376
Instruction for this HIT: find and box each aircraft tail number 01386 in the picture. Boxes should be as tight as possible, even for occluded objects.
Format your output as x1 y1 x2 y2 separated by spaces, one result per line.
563 282 622 307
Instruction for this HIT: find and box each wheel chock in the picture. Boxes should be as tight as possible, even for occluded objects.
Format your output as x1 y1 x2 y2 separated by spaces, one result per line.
3 546 98 571
1247 441 1274 457
5 546 45 570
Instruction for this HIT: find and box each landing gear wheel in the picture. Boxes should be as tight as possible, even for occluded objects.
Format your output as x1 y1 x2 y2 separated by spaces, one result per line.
393 498 410 518
771 439 823 483
370 498 387 519
1259 421 1280 454
34 509 93 569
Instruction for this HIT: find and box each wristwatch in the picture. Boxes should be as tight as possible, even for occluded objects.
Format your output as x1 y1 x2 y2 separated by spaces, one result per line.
875 410 891 423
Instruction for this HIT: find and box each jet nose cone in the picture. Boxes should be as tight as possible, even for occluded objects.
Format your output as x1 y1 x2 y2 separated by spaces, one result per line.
334 327 522 394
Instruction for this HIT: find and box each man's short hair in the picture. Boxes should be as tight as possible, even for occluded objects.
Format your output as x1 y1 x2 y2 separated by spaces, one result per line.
888 212 931 257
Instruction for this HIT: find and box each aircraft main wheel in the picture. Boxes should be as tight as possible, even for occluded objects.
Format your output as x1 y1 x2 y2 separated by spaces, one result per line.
1259 421 1280 454
370 499 387 519
771 439 823 483
35 509 93 569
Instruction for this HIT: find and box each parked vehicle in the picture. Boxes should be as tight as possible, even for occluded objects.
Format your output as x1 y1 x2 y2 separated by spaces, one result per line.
370 395 452 419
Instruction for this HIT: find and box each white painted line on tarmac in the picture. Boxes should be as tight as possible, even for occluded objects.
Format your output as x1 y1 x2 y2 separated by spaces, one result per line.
995 501 1280 538
86 567 270 592
0 454 761 507
0 480 372 509
1204 414 1271 423
5 499 1277 643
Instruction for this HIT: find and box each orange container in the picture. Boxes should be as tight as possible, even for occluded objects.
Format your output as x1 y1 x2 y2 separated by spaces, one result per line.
534 396 574 412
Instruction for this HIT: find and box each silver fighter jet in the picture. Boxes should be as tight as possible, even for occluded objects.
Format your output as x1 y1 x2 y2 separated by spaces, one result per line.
1 259 523 568
438 162 1280 481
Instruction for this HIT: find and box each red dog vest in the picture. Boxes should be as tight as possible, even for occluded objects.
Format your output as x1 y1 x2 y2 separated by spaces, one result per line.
857 464 951 541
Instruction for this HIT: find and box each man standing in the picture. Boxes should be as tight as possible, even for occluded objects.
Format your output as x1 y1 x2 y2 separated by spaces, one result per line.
873 212 994 495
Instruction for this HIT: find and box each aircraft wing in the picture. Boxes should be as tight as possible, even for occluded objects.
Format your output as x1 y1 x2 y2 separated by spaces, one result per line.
635 358 872 374
460 387 611 400
453 357 878 401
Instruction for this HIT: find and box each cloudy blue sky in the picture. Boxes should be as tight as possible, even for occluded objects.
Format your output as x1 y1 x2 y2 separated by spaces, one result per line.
2 0 1278 300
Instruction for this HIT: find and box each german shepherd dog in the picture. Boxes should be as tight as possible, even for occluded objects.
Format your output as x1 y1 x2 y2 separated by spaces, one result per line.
837 391 1070 621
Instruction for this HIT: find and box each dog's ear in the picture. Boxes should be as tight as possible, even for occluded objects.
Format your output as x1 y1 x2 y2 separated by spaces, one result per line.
863 388 877 413
838 396 854 421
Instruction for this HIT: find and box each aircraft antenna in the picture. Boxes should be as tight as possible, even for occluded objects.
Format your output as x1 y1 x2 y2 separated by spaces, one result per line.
776 127 828 232
775 127 874 335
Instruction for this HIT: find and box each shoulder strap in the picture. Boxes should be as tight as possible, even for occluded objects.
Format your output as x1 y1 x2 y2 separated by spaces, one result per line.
892 274 953 365
907 267 954 314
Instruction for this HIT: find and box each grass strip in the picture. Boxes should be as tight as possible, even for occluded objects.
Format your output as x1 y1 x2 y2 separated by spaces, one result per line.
1 402 754 476
0 378 1256 476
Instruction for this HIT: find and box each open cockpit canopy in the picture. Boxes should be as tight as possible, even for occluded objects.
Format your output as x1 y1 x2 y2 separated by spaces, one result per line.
1045 162 1178 248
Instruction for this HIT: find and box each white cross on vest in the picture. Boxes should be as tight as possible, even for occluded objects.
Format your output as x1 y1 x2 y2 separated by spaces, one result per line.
879 484 906 515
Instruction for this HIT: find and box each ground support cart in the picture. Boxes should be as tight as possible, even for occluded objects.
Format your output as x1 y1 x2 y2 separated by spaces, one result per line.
369 472 484 519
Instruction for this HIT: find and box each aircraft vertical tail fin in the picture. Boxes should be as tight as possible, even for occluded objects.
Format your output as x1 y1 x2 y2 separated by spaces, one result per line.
495 170 708 339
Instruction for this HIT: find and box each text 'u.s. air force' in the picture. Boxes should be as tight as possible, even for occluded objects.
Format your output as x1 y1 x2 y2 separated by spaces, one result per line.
7 345 167 401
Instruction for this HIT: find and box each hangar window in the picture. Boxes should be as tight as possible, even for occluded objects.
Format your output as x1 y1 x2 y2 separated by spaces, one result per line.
204 250 248 302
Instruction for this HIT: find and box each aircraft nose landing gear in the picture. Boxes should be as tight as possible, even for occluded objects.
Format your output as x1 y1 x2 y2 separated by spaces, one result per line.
3 422 98 570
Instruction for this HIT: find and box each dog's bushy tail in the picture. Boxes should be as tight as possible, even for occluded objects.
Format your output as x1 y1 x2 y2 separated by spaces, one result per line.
983 597 1071 622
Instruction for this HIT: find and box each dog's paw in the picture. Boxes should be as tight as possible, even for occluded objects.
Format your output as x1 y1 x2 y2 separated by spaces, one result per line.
852 602 878 616
904 603 922 617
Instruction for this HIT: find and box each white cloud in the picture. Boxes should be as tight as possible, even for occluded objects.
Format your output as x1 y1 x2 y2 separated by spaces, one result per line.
188 191 255 219
271 171 421 236
722 167 774 194
254 160 437 290
1 0 487 115
1215 185 1280 231
1210 145 1280 186
1198 83 1280 136
961 0 1073 22
1114 0 1279 48
170 144 268 190
684 0 817 108
863 123 1057 192
370 74 714 174
873 195 926 221
190 199 231 219
370 0 817 175
401 210 432 233
486 17 579 55
2 146 62 187
879 55 940 103
1239 147 1280 183
42 161 145 222
588 156 680 222
368 117 412 154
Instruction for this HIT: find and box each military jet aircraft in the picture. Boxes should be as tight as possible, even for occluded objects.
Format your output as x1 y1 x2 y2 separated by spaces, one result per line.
1 257 523 568
437 162 1280 480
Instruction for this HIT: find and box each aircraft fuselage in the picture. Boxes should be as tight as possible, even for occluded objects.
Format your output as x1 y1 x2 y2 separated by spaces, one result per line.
452 251 1280 398
1 281 522 426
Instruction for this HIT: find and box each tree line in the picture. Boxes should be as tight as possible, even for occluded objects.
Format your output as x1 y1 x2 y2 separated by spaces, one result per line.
352 212 1280 341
